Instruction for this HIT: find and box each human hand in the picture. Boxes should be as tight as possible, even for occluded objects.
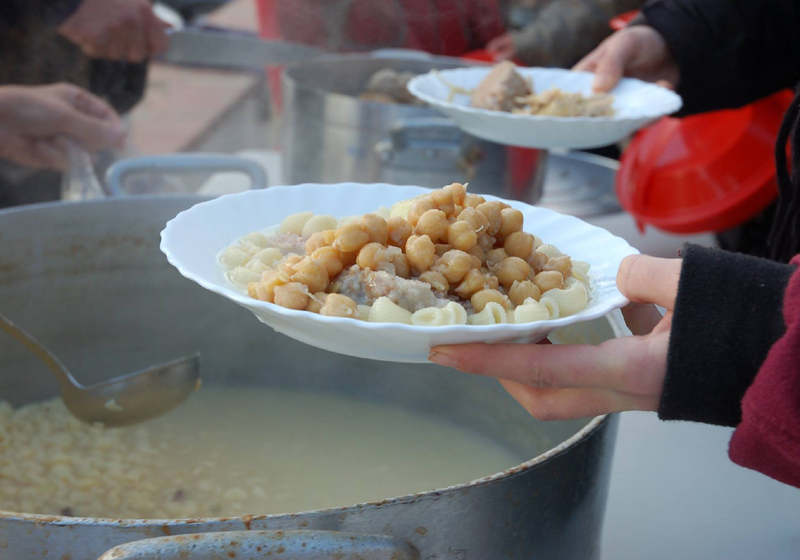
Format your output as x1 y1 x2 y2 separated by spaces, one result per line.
0 84 126 170
486 34 517 62
429 255 681 420
574 26 680 92
59 0 170 63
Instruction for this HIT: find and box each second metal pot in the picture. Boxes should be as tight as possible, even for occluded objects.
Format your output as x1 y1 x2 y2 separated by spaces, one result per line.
281 55 548 203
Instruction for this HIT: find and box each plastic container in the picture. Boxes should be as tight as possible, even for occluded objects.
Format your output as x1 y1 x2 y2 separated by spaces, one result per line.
616 90 792 234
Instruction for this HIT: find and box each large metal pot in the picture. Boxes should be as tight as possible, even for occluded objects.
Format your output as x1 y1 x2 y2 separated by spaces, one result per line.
282 55 548 203
0 197 618 559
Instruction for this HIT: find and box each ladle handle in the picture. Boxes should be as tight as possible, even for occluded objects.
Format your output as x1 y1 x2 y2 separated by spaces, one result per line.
96 530 419 560
0 313 78 390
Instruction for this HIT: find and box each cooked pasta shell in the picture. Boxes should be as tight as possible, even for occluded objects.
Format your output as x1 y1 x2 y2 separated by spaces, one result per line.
536 244 564 259
369 297 413 324
468 302 508 325
280 211 314 235
544 283 587 317
302 215 338 237
514 300 551 323
539 297 560 319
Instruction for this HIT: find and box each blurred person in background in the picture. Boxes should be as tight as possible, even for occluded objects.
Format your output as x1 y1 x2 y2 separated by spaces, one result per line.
272 0 506 57
0 0 168 208
487 0 645 68
432 0 800 489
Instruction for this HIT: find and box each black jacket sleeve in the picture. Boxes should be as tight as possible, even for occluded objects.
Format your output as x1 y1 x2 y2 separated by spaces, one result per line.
642 0 800 114
659 245 796 427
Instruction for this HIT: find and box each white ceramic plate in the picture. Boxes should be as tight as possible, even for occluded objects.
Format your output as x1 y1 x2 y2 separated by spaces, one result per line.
161 183 639 363
407 67 682 149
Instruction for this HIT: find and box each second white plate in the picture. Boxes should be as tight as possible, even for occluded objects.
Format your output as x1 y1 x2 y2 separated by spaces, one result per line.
408 66 682 149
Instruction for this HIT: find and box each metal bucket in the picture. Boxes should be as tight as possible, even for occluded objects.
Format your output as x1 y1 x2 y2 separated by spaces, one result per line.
0 197 618 559
281 55 548 203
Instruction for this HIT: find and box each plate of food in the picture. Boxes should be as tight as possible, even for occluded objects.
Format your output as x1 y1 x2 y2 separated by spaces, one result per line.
160 182 638 362
407 61 683 149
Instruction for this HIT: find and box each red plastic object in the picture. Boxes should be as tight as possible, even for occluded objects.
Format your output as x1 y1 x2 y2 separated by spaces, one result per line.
617 90 792 234
610 10 640 31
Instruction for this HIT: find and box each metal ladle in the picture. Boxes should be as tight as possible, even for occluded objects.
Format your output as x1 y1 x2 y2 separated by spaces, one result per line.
0 313 200 427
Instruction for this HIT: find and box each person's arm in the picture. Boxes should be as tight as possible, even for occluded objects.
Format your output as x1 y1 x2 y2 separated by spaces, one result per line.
642 0 800 113
429 246 800 488
729 255 800 487
58 0 169 63
659 245 796 426
496 0 644 68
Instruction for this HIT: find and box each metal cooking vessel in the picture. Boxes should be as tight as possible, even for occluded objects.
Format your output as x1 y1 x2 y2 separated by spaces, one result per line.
0 198 618 559
282 55 549 203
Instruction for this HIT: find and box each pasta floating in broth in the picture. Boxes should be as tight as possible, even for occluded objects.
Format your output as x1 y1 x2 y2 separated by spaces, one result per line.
218 183 592 326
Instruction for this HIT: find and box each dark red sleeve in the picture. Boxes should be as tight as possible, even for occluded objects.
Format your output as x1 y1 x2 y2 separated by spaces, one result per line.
729 255 800 488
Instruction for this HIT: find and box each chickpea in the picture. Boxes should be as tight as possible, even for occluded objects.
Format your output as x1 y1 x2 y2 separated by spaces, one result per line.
356 242 383 270
363 214 389 245
527 251 549 274
508 280 541 306
405 234 436 273
273 282 310 310
432 249 473 284
291 257 329 293
431 189 455 216
469 254 483 270
387 216 412 248
496 257 530 289
543 256 573 277
319 293 359 318
306 292 328 313
485 248 508 269
457 207 489 233
333 223 370 253
340 250 359 268
478 233 496 254
443 182 467 205
468 245 486 265
414 209 449 243
279 255 304 275
504 231 535 260
533 271 565 293
435 243 453 257
463 194 486 208
471 289 508 313
249 270 290 303
497 208 524 241
311 246 344 277
407 196 435 227
392 252 411 279
447 220 478 252
455 268 487 299
419 270 449 292
305 230 336 254
476 201 504 236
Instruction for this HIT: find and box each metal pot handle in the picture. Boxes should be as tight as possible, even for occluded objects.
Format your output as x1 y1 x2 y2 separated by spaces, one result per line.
105 154 269 196
97 530 419 560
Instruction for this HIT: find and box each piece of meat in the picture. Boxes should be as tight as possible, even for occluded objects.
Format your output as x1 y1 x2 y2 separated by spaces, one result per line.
332 266 441 312
471 61 531 112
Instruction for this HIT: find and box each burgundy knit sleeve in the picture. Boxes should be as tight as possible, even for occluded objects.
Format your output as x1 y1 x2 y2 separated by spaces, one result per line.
729 256 800 488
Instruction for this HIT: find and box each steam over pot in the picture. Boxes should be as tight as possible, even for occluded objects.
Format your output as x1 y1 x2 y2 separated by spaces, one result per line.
281 55 548 204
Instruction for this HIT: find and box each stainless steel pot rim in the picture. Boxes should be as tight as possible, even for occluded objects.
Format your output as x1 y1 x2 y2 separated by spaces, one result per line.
0 415 609 524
